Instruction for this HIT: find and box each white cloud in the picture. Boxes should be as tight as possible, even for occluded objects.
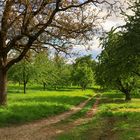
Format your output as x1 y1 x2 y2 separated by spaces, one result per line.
69 0 133 62
102 17 125 31
70 15 125 61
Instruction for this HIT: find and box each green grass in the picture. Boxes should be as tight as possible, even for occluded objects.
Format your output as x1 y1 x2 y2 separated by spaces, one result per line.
56 116 102 140
98 90 140 140
56 89 140 140
0 86 94 127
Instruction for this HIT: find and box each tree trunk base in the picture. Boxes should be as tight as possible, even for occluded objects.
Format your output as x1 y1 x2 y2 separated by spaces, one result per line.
125 98 131 101
0 93 7 106
125 93 131 101
0 69 7 106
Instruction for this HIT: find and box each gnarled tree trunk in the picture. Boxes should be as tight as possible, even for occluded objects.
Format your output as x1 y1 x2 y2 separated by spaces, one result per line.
117 79 132 101
0 69 7 105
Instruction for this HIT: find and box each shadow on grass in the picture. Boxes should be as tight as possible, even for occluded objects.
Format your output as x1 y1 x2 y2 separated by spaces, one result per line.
7 89 75 94
0 95 88 127
100 98 125 104
0 103 69 127
103 93 123 98
81 111 140 140
7 86 84 94
93 87 140 99
10 95 87 106
92 87 108 93
132 94 140 98
27 86 78 92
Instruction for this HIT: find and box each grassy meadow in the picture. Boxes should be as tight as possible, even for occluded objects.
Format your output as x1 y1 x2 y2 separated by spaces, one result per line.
0 84 94 127
56 90 140 140
0 84 140 140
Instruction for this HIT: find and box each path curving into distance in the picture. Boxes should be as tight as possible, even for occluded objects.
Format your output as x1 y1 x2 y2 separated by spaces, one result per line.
0 96 97 140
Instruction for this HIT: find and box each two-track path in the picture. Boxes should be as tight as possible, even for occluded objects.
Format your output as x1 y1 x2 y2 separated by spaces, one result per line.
0 96 99 140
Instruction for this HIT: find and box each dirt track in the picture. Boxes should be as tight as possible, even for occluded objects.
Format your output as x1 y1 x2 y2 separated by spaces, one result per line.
0 97 100 140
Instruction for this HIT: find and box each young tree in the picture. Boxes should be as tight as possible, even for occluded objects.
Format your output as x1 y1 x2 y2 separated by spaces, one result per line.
35 52 72 90
8 59 36 93
95 30 138 101
34 51 50 90
72 55 95 90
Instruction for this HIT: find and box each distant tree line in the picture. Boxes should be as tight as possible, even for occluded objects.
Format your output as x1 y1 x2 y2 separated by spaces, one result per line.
8 53 96 93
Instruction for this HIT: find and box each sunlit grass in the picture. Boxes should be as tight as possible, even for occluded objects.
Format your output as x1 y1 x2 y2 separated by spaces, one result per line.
56 89 140 140
0 86 94 127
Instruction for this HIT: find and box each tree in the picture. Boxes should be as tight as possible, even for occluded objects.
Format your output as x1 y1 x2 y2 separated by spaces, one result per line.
72 55 95 90
0 0 115 105
95 30 138 101
34 52 72 90
118 1 140 77
95 1 140 101
8 59 36 93
52 53 72 89
34 51 51 90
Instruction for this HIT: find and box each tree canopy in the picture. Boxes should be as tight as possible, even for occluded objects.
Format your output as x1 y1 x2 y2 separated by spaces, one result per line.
72 55 95 90
0 0 118 105
95 1 140 101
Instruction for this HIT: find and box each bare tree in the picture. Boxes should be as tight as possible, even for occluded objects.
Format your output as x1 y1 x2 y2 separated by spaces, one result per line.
0 0 118 105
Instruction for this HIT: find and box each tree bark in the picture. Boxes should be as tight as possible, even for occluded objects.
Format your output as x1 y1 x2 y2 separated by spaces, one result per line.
23 81 26 94
0 69 7 105
43 82 46 91
117 79 132 101
125 90 131 101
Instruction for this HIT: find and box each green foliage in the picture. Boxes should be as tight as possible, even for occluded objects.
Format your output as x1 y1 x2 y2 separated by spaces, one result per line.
8 59 36 93
34 52 53 88
74 55 96 70
95 1 140 99
116 1 140 77
73 65 93 90
34 52 72 90
72 55 96 90
8 59 35 83
95 30 137 101
52 53 72 88
8 52 72 91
